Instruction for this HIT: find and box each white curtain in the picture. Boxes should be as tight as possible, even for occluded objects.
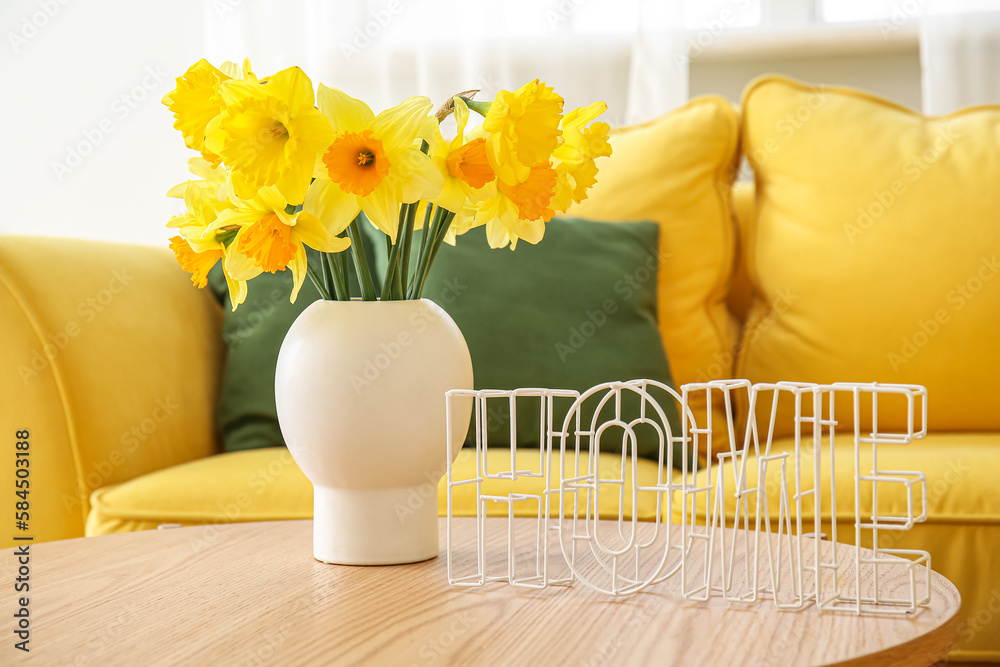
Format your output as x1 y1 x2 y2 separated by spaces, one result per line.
921 0 1000 115
202 0 687 126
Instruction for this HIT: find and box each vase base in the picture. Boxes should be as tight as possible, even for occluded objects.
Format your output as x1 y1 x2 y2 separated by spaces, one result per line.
312 485 439 565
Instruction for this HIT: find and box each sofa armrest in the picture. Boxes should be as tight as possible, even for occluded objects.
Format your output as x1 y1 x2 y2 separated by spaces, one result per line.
0 236 223 546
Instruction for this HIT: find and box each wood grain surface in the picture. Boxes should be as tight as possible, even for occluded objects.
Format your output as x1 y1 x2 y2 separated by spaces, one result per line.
0 519 960 666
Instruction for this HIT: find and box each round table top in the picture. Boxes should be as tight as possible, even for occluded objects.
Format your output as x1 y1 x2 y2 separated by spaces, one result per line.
1 518 960 666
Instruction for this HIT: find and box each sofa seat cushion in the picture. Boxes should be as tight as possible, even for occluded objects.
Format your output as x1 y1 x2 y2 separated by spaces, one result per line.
666 430 1000 661
668 432 999 525
86 448 312 535
86 447 673 536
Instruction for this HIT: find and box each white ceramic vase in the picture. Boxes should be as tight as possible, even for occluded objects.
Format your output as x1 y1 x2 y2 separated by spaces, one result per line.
275 298 473 565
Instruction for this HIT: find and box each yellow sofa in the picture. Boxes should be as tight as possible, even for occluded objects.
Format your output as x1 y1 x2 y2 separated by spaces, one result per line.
4 207 998 664
2 82 998 661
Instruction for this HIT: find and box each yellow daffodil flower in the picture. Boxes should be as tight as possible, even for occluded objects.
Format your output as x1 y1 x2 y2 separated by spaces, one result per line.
464 80 564 248
218 58 259 84
445 202 485 246
552 101 612 212
170 237 223 290
497 161 558 223
166 156 231 211
313 87 443 242
166 175 249 308
162 59 233 168
166 181 229 254
482 80 564 186
164 59 613 302
425 97 495 214
205 186 352 305
204 67 335 206
469 162 558 250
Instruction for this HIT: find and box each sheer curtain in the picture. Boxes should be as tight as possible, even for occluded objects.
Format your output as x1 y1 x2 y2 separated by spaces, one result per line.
203 0 687 125
921 0 1000 115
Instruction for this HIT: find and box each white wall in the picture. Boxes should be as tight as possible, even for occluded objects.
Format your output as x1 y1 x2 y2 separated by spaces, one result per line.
0 0 205 246
0 2 925 246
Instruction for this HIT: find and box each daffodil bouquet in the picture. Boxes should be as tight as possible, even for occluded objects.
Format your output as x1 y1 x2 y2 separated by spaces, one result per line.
162 59 611 310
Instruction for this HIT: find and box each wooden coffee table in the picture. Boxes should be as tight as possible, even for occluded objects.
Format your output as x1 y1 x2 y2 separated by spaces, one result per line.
1 518 959 665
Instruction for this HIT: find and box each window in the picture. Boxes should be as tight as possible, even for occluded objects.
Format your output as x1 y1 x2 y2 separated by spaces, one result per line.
820 0 903 23
821 0 1000 24
686 0 762 29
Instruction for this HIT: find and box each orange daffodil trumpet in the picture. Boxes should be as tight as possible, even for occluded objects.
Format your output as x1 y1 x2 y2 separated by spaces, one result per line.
162 58 610 306
425 97 495 214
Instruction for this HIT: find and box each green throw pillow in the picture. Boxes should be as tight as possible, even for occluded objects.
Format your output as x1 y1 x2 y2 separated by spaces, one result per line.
422 218 685 467
207 218 684 468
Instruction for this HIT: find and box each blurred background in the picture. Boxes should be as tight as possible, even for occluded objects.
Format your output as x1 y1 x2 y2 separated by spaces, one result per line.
2 0 998 246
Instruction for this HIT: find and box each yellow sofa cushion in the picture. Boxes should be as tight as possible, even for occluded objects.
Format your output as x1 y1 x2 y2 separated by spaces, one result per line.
738 75 1000 435
669 432 1000 525
86 447 670 535
570 96 741 422
668 431 1000 660
727 181 756 324
86 448 311 535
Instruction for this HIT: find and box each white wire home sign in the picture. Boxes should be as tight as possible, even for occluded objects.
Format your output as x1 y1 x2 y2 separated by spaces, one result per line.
445 379 931 616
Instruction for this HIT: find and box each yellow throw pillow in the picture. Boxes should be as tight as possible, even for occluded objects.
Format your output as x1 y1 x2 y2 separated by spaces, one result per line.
737 75 1000 434
570 96 741 427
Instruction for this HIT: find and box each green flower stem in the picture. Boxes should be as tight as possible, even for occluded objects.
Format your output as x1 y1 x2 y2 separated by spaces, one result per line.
320 251 335 297
397 202 419 298
408 206 454 299
407 205 442 299
415 201 434 268
381 230 401 300
347 216 378 301
418 210 456 298
402 143 430 299
380 202 417 300
394 248 404 299
216 229 238 247
411 204 436 289
325 251 350 301
305 261 331 301
463 98 491 117
338 242 350 295
430 211 456 264
406 203 434 296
